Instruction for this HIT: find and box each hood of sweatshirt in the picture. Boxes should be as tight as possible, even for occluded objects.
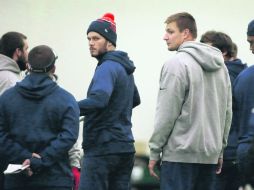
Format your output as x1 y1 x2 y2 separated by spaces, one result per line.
178 41 224 72
99 50 136 75
15 73 58 99
0 54 20 73
225 59 247 77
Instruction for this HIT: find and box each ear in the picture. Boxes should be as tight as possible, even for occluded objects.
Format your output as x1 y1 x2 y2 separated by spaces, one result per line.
50 65 56 74
106 41 115 51
27 63 32 71
222 52 227 56
12 48 22 61
182 28 191 38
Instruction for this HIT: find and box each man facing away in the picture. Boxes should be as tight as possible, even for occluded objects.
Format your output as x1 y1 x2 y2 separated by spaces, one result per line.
200 31 247 85
200 31 247 190
148 12 232 190
0 45 80 190
236 19 254 188
78 13 140 190
0 32 81 190
0 31 28 190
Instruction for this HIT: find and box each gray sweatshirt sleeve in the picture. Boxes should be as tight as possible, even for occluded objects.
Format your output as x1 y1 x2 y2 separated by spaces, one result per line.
68 141 81 168
220 78 232 158
149 61 187 161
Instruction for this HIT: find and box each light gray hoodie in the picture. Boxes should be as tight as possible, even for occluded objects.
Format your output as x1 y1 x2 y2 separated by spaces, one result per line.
0 54 21 95
149 41 232 164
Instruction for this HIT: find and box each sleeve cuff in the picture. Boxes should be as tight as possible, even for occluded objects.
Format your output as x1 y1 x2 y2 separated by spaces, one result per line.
30 157 43 172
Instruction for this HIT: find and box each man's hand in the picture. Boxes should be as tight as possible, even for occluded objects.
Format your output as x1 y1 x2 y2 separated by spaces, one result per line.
32 153 41 159
22 152 42 177
216 158 223 174
148 160 159 180
22 159 33 176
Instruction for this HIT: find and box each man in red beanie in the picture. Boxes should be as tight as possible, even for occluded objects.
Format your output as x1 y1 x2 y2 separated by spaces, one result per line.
78 13 140 190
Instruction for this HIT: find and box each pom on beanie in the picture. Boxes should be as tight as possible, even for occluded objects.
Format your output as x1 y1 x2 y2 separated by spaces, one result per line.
247 20 254 36
87 13 117 46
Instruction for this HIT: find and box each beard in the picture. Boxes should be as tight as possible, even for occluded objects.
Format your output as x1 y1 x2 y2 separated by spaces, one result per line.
91 42 108 60
16 53 27 71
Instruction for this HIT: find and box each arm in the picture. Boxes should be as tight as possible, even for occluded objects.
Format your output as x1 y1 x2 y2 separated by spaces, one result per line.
219 82 232 158
78 62 117 115
0 98 32 162
149 62 187 161
30 102 80 171
248 111 254 158
69 141 81 190
133 84 141 108
68 141 81 168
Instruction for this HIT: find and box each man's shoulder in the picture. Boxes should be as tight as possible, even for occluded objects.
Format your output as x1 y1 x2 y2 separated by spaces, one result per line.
54 86 75 99
0 86 17 102
0 70 20 80
0 55 20 74
99 59 123 70
163 54 186 72
53 87 78 106
237 65 254 80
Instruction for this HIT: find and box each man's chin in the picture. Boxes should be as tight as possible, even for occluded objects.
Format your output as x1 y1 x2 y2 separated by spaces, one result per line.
90 51 98 56
91 53 98 58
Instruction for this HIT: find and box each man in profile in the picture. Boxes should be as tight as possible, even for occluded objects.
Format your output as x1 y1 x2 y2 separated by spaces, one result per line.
236 19 254 188
0 31 28 189
149 12 232 190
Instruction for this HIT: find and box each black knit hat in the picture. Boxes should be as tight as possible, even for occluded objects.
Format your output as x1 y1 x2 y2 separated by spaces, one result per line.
28 45 58 73
87 13 117 46
247 20 254 36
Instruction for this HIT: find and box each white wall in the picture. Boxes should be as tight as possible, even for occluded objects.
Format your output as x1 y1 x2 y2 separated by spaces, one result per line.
1 0 253 147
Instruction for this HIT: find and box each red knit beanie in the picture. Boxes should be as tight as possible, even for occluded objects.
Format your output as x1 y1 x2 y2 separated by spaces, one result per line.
87 13 117 46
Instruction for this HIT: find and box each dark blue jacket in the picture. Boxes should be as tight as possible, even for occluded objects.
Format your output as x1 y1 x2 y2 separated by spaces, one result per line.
0 73 79 188
224 59 247 160
233 65 254 147
78 50 140 156
225 59 247 87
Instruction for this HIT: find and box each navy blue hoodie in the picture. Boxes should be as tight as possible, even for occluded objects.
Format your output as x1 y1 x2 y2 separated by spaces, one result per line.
233 65 254 148
78 50 140 156
0 73 79 188
223 59 247 160
225 59 247 86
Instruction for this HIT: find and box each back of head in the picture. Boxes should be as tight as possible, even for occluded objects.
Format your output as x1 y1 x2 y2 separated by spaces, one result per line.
231 42 238 59
87 13 117 46
165 12 197 39
28 45 57 73
247 20 254 36
200 31 233 58
0 31 27 58
200 30 217 44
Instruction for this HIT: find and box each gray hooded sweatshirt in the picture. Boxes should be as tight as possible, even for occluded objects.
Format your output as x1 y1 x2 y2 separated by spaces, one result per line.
149 41 232 164
0 54 21 95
